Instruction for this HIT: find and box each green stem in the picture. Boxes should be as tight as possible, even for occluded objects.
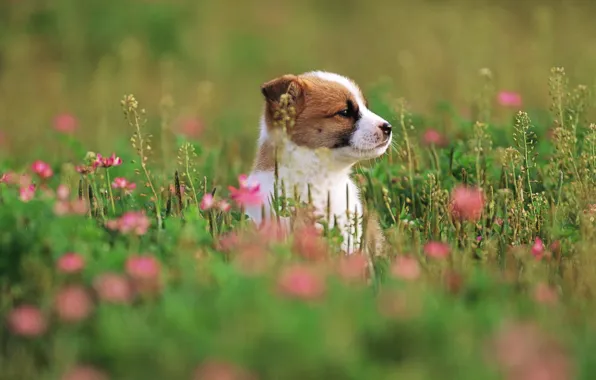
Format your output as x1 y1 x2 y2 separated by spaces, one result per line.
105 168 116 215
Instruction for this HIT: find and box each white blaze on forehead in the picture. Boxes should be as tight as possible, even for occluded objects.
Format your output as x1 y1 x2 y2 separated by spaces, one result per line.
304 71 367 109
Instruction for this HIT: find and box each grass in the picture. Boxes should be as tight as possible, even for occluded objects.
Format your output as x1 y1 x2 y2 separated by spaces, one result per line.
2 1 596 379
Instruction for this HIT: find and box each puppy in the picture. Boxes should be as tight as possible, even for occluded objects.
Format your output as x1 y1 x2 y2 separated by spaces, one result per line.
244 71 392 254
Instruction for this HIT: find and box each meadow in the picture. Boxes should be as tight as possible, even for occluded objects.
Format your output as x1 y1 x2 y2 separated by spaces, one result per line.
2 0 596 379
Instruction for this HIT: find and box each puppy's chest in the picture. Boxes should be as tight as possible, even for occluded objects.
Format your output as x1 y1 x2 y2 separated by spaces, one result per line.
274 168 363 224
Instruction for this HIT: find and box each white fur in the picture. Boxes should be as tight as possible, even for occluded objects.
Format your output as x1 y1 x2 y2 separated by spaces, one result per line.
245 71 391 254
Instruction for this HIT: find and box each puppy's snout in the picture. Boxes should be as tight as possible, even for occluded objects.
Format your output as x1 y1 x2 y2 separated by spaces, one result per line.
378 122 392 137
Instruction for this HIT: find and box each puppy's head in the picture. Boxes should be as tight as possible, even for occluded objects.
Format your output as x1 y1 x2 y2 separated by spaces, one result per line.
260 71 392 163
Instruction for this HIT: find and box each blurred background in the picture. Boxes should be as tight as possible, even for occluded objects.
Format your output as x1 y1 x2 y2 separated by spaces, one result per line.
1 0 595 167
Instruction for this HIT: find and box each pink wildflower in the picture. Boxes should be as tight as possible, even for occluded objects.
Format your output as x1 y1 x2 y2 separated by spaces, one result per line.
111 177 136 194
93 273 134 304
277 264 325 300
391 255 421 281
19 184 36 202
533 283 558 305
125 255 160 281
423 241 450 259
0 171 14 184
61 365 109 380
53 113 78 134
200 193 215 210
54 285 94 323
55 198 89 216
421 128 447 147
531 237 545 259
490 322 573 380
337 254 368 283
75 165 95 175
497 91 522 108
31 160 53 179
57 252 85 274
193 359 256 380
95 153 122 169
169 184 186 197
176 117 204 140
450 185 485 221
257 220 288 244
57 184 70 200
218 200 231 212
232 243 270 276
7 305 47 337
106 211 150 235
228 174 264 207
292 225 328 261
125 255 161 295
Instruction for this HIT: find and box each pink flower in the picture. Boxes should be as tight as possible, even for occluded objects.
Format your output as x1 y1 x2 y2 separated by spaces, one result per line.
533 283 558 305
125 255 160 281
176 117 204 140
0 172 13 184
232 243 270 276
292 225 328 261
498 91 522 108
53 113 78 134
112 177 136 194
490 322 573 380
193 359 256 380
550 240 561 255
95 153 122 169
57 184 70 200
337 254 368 283
531 237 545 259
423 241 450 259
391 256 421 281
450 185 485 221
125 255 161 295
421 128 447 148
61 365 109 380
218 200 231 212
93 273 134 304
228 174 264 207
55 198 89 216
444 270 463 294
57 252 85 274
169 184 186 197
257 220 288 244
7 305 47 337
54 285 94 323
19 184 36 202
76 165 95 175
200 193 215 210
31 160 53 179
106 211 150 235
277 264 325 300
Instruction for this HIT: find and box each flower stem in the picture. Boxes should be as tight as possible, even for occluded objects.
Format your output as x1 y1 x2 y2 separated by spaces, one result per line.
105 168 116 215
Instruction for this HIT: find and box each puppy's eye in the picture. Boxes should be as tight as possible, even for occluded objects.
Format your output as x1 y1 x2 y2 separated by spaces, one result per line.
336 109 350 118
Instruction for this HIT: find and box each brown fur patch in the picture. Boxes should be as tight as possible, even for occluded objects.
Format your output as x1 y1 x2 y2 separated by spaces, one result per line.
260 73 365 150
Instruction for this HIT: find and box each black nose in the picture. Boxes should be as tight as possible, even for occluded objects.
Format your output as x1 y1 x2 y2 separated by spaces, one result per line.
379 122 392 136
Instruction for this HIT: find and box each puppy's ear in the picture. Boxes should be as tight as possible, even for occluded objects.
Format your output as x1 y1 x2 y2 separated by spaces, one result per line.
260 74 304 104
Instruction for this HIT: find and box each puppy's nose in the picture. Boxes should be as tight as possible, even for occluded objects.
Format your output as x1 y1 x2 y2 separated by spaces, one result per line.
379 122 392 137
